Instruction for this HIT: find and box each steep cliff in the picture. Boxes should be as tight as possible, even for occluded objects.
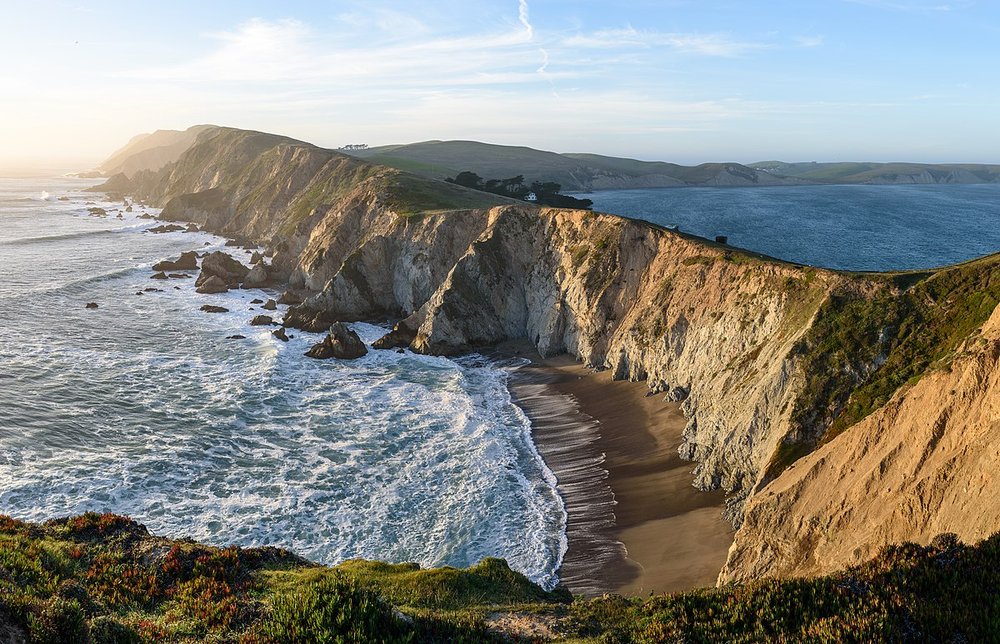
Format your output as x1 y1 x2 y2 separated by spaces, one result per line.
101 126 1000 580
721 256 1000 582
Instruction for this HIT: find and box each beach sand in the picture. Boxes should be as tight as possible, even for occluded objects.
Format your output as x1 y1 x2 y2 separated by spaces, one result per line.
507 351 734 596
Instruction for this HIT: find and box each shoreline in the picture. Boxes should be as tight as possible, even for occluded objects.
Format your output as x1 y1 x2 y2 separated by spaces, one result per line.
505 348 734 596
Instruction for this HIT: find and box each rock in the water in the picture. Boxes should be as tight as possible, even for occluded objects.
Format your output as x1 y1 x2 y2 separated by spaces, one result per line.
138 213 154 219
200 305 229 313
185 223 200 232
277 289 307 306
150 271 168 280
226 335 246 340
195 275 229 294
85 302 98 309
282 304 334 332
304 322 368 360
243 262 270 288
125 205 133 212
87 207 107 216
250 251 264 265
373 321 417 350
195 251 250 289
250 298 264 304
144 287 163 292
250 315 274 326
168 273 191 279
152 251 198 272
272 328 289 342
262 299 278 311
148 224 185 233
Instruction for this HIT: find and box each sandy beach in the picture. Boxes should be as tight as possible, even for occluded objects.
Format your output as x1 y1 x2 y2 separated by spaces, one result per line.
507 351 734 596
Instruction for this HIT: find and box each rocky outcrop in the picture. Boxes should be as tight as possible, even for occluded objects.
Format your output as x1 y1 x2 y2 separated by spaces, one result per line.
195 251 249 289
195 275 228 294
152 251 198 272
305 322 368 360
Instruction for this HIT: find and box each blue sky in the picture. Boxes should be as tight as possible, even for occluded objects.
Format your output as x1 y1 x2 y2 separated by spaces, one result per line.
2 0 999 166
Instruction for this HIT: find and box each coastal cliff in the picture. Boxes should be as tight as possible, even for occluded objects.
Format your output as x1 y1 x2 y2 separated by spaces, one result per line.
99 126 1000 583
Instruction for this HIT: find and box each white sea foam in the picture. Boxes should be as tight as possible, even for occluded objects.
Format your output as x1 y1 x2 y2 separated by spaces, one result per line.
0 180 567 588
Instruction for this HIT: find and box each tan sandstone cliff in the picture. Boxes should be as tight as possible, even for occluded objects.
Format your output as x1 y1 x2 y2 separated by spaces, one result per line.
99 126 1000 582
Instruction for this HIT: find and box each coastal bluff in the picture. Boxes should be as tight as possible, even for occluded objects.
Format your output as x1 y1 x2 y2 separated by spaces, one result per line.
96 125 1000 584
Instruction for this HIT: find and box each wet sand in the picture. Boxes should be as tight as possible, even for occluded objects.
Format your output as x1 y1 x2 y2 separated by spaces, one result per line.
507 352 734 596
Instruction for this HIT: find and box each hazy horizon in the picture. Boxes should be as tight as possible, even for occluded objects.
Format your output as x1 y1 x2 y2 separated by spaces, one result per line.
3 1 1000 168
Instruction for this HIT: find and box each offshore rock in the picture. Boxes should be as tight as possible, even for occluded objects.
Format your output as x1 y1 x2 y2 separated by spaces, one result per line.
195 275 228 294
195 251 249 288
249 315 274 326
283 304 336 332
152 251 198 272
304 322 367 360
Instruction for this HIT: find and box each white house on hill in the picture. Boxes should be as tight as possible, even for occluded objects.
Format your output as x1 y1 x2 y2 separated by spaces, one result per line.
524 192 538 202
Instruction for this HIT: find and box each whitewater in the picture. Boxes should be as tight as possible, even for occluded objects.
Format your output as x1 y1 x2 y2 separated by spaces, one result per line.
0 176 567 589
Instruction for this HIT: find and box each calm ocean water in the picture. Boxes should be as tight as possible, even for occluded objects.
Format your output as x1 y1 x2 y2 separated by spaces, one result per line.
0 176 566 588
578 183 1000 271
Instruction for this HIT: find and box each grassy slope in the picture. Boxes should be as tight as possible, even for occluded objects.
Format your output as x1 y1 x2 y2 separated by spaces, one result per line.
753 160 1000 183
347 141 784 191
764 252 1000 480
2 513 999 643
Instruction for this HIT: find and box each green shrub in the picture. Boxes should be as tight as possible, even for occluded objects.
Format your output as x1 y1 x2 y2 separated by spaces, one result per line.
27 597 89 644
253 576 409 643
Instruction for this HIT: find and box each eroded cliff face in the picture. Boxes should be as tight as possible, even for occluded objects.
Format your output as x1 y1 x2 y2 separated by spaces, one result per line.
721 303 1000 583
109 126 1000 582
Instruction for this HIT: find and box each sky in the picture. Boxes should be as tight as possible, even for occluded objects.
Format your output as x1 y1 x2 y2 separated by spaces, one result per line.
2 0 999 168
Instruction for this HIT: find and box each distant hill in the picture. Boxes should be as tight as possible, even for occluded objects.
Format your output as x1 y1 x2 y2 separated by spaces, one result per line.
346 141 809 191
752 160 1000 185
98 124 218 176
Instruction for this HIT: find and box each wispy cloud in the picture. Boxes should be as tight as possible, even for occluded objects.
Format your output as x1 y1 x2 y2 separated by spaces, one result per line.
842 0 973 12
794 35 825 47
561 27 768 56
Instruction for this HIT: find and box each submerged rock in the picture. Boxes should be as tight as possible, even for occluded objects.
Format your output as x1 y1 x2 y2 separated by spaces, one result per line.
168 273 191 279
152 251 198 272
150 272 168 280
305 322 367 360
200 305 229 313
195 275 229 294
226 334 246 340
250 298 264 305
85 302 98 309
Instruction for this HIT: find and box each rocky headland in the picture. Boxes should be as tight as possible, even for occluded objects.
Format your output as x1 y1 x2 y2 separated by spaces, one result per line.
89 125 1000 589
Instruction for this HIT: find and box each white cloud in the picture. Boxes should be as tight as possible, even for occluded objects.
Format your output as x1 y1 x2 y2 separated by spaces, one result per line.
795 35 825 47
561 27 768 56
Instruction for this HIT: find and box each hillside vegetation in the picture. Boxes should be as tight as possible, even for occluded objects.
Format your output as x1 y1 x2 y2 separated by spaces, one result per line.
1 513 997 642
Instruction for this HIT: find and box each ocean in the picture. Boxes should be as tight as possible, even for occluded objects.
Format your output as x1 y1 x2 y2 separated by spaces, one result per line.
0 176 566 589
577 183 1000 271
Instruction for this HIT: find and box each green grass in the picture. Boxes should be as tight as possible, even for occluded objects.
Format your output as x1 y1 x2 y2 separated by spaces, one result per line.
767 254 1000 478
3 513 999 642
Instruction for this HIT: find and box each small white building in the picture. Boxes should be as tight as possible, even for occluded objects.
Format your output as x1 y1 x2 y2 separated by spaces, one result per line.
524 192 538 202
